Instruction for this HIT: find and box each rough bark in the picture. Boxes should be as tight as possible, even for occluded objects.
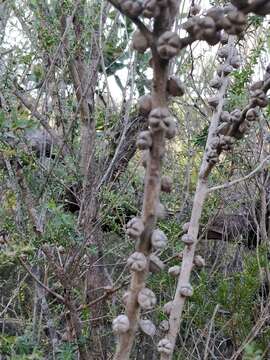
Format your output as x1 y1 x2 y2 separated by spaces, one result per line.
160 36 236 360
111 2 181 359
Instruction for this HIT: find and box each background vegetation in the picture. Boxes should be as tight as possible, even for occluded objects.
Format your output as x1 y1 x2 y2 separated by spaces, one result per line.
0 0 270 359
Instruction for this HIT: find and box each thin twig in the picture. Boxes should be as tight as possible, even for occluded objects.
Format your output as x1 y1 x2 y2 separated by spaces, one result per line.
208 155 270 193
19 257 65 303
203 304 219 360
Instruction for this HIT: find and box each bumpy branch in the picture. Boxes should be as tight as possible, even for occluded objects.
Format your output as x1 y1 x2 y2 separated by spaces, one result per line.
107 1 270 359
160 27 270 360
159 35 237 360
110 1 182 359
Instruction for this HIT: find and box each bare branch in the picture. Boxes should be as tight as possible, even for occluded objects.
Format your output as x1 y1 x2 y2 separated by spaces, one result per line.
208 155 270 193
19 257 65 303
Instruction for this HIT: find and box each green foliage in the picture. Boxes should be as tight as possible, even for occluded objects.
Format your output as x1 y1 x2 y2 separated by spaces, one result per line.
95 106 119 131
31 64 45 83
14 334 37 356
192 125 209 148
189 246 269 349
100 187 138 234
228 39 265 110
0 333 44 359
159 218 183 252
103 41 129 76
135 53 152 96
0 109 37 131
56 342 77 360
243 343 263 360
0 335 16 356
43 201 78 246
248 15 264 28
0 243 34 268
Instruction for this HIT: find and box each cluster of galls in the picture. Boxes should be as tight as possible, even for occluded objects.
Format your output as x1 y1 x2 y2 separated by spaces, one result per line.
136 107 178 171
250 81 268 108
113 214 206 354
205 38 237 164
183 5 247 46
231 0 270 16
130 3 249 61
138 75 184 120
129 1 270 62
119 0 177 19
206 42 268 168
217 79 268 141
206 134 235 165
205 37 238 165
112 139 174 338
112 213 168 337
136 78 184 170
112 74 191 349
132 28 183 59
128 1 184 59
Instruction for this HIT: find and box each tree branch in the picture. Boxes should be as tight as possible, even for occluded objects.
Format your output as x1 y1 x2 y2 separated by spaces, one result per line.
19 257 65 303
208 155 270 193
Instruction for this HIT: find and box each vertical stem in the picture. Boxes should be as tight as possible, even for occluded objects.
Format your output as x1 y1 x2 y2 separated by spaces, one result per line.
65 290 90 360
160 179 208 360
113 48 169 360
160 37 236 360
111 2 181 358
